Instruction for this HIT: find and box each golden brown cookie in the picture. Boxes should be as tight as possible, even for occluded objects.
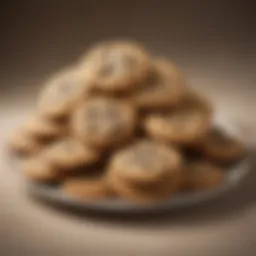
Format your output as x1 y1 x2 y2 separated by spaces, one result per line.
144 91 212 145
38 67 89 119
180 159 224 191
22 114 66 140
108 139 182 184
8 129 44 156
194 128 245 163
63 176 112 200
182 90 213 113
42 138 100 171
21 156 60 182
71 97 136 149
131 58 186 109
108 168 181 202
80 41 151 93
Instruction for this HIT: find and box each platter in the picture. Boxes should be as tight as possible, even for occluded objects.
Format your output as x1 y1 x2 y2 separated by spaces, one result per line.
24 118 251 214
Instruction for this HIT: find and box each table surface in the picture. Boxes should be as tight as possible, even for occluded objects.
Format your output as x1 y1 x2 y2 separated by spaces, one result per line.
0 2 255 255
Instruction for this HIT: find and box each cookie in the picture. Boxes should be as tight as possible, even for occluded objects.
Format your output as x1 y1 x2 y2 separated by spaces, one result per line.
131 58 186 109
108 168 181 202
144 91 212 145
194 128 245 163
21 156 60 182
42 138 100 171
71 97 136 149
80 41 151 93
180 90 213 113
8 129 43 156
38 67 89 119
108 140 182 184
22 114 66 140
180 159 224 191
62 176 111 200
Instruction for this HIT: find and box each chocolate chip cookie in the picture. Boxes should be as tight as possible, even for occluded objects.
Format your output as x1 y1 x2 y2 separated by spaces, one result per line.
144 91 212 145
22 114 65 139
63 175 112 200
80 41 151 93
38 67 89 119
180 159 224 191
195 128 245 163
71 97 136 149
131 58 186 109
43 138 99 171
21 156 59 182
108 139 182 184
8 129 44 156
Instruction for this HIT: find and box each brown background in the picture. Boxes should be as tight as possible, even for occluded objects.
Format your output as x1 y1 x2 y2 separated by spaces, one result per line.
0 1 255 256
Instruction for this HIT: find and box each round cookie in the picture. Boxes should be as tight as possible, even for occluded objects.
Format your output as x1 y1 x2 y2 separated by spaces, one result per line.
144 91 212 145
38 67 89 119
43 138 100 171
8 129 43 156
180 159 224 191
108 139 182 184
194 128 245 163
63 176 111 200
22 114 66 140
80 41 151 93
21 156 59 182
181 90 213 113
131 58 186 109
108 168 181 202
71 97 136 149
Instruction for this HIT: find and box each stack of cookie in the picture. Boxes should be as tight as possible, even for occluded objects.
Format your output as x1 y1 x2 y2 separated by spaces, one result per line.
9 41 245 202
